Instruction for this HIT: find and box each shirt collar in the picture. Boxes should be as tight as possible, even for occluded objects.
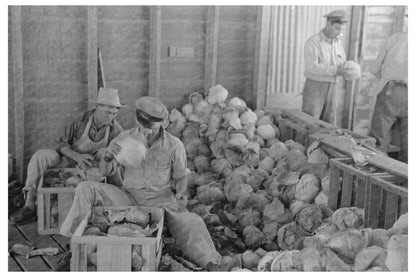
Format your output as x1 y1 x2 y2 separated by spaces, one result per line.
319 30 340 44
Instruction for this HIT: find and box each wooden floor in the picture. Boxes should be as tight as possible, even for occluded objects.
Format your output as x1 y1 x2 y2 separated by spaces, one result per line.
8 219 70 271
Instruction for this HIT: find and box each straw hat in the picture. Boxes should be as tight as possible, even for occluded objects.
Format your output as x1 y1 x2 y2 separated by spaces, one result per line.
89 87 126 108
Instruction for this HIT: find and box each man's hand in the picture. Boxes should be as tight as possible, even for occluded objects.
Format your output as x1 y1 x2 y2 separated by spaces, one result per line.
104 142 122 162
73 153 94 170
337 65 346 76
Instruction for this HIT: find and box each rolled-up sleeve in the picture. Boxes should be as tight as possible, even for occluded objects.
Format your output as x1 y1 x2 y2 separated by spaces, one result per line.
171 142 187 180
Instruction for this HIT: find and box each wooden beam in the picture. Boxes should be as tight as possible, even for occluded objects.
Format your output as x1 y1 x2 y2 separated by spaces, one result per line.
149 6 162 98
11 6 25 183
204 6 220 93
253 6 271 109
343 6 367 130
87 6 98 109
393 6 406 32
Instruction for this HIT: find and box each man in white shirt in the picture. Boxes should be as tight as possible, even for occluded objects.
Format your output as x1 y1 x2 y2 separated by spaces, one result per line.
302 9 349 126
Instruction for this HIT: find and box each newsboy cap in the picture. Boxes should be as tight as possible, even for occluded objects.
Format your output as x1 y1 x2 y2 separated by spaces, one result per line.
323 9 348 23
135 96 169 120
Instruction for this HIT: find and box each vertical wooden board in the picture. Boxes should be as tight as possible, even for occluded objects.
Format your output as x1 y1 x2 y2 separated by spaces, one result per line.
58 193 74 226
356 178 366 208
368 184 382 228
149 6 161 98
328 165 341 210
340 171 353 207
384 191 398 229
44 193 51 230
87 6 98 109
37 192 44 233
141 244 156 271
70 243 80 271
399 196 408 215
97 244 132 271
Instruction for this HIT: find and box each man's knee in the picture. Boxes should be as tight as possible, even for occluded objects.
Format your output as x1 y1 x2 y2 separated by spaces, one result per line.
75 181 96 196
31 149 61 164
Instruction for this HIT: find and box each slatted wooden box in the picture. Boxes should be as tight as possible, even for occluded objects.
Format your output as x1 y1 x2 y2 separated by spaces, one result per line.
278 117 309 145
365 174 408 229
37 169 75 235
327 158 389 211
70 206 164 272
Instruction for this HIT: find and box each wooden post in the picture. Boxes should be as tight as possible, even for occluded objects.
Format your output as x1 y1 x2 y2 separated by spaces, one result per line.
204 6 220 93
87 6 98 109
343 6 367 130
253 6 271 109
149 6 161 98
11 6 25 183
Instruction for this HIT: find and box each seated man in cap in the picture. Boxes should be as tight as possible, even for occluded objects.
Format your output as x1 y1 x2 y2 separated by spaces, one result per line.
11 88 125 224
301 9 350 126
59 96 241 271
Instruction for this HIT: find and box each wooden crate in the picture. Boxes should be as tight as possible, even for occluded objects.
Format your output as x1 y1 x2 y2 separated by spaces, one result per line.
37 169 75 235
71 206 164 272
365 174 408 229
327 158 390 211
278 118 309 145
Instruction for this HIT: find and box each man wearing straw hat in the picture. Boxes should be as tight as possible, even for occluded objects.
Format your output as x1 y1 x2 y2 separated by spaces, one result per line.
301 9 350 126
11 88 125 224
60 96 242 271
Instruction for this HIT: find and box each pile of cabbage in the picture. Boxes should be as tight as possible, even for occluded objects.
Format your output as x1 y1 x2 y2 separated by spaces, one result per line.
166 85 334 256
250 212 408 272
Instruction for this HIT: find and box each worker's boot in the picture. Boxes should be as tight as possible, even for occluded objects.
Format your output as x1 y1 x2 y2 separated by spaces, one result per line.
206 254 243 271
10 206 37 225
10 191 37 225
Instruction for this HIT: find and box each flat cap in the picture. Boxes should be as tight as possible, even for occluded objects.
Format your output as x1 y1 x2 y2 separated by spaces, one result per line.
135 96 169 120
323 9 348 23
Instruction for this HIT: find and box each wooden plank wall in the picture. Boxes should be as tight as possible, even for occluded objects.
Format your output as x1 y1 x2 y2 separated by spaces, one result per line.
216 6 258 108
97 6 151 129
9 6 258 174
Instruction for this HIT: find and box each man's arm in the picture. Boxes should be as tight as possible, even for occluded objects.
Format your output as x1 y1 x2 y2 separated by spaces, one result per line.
171 142 188 208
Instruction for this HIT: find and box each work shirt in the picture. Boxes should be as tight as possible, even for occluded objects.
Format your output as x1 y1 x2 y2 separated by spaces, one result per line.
112 126 187 192
371 32 408 95
56 110 123 153
304 30 346 83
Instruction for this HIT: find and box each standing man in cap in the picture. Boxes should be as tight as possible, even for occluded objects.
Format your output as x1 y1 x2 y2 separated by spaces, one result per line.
369 14 408 163
60 96 241 271
302 9 349 126
11 88 125 224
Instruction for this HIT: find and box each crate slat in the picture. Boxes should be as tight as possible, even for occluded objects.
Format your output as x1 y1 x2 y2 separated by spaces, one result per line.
97 244 132 271
44 194 51 230
384 192 398 229
58 193 74 226
368 184 383 228
328 164 341 210
356 178 366 208
340 171 353 207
